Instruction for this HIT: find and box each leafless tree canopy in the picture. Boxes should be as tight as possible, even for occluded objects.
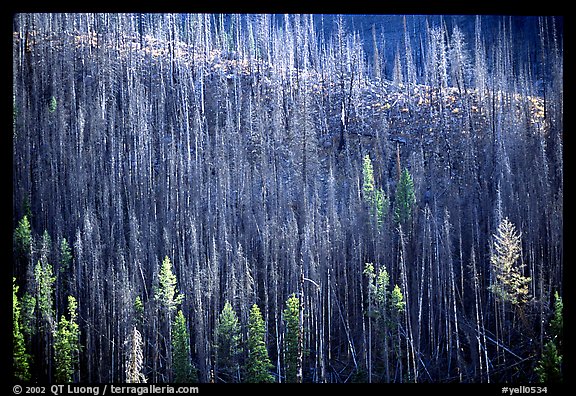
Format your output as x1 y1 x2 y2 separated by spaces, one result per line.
12 13 562 383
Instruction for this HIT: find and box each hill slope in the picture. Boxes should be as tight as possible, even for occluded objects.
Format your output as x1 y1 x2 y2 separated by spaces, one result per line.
12 13 562 383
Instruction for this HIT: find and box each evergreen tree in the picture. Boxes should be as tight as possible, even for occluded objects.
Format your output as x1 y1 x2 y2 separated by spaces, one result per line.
39 230 52 266
155 256 184 312
488 218 530 306
134 296 145 328
550 291 563 347
13 278 31 382
20 292 36 341
363 154 376 204
172 310 197 383
390 284 406 313
53 296 80 383
536 341 562 383
126 326 147 383
364 263 406 382
34 260 56 328
245 304 274 383
283 294 301 383
48 96 57 113
362 154 388 229
535 292 563 383
59 238 72 274
153 256 183 382
14 215 32 260
373 188 388 230
394 168 416 226
215 301 241 383
58 238 73 304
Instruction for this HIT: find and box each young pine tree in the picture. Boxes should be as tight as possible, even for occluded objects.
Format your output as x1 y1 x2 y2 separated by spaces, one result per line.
53 296 81 383
550 291 563 347
48 96 57 113
245 304 274 383
363 154 376 205
172 310 197 383
34 260 56 329
536 342 562 383
215 301 242 383
364 263 406 382
154 256 183 382
488 218 530 306
134 296 145 328
14 215 32 260
155 256 184 313
34 258 56 381
362 154 388 229
394 168 416 226
535 292 563 383
13 278 31 381
20 292 36 343
59 237 72 274
283 294 301 383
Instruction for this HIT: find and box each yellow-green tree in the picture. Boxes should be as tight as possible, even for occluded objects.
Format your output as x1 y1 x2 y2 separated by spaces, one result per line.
488 218 530 306
154 256 183 381
155 256 184 312
362 154 388 229
14 215 32 259
54 296 81 382
13 278 31 381
34 260 56 329
364 263 406 382
245 304 274 383
283 294 301 383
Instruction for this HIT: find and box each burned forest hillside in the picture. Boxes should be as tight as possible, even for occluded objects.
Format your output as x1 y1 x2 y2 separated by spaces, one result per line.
12 13 563 384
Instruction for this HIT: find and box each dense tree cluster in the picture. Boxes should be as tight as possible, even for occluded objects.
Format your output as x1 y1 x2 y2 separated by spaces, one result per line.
12 13 562 383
